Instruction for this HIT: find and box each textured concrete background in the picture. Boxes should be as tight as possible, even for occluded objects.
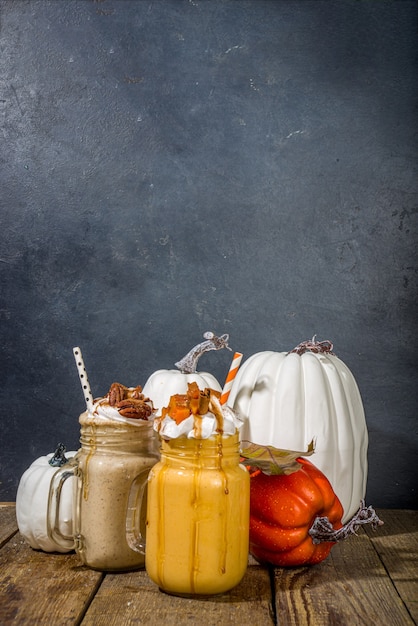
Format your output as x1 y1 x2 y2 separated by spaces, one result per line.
0 0 417 509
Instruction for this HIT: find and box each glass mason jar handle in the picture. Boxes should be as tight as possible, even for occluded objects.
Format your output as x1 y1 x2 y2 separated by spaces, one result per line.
125 469 150 555
47 458 78 550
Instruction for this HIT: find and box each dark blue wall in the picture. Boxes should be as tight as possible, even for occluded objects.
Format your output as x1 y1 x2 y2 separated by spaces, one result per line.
1 0 417 509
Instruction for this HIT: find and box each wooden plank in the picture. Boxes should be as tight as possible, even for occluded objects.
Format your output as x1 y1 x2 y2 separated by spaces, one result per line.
272 529 415 626
82 556 274 625
0 503 17 548
363 509 418 625
0 508 415 625
0 530 104 625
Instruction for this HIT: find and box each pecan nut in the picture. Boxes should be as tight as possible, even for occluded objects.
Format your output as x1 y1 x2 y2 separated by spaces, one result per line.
116 398 153 420
129 386 144 400
108 382 128 406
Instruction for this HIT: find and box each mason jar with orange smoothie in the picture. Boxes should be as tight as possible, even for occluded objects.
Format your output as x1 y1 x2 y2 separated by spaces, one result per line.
134 381 250 596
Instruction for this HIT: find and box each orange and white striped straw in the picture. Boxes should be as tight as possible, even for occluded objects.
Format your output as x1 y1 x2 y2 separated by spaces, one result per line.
220 351 243 405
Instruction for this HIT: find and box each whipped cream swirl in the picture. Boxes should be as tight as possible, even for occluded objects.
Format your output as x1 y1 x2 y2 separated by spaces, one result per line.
81 384 155 427
154 394 243 440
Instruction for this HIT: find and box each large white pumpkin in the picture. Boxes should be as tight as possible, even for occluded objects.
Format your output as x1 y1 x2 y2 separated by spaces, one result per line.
228 339 368 522
16 444 77 553
143 332 228 415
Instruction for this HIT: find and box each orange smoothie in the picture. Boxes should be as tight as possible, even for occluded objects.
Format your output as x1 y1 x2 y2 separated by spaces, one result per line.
146 421 250 595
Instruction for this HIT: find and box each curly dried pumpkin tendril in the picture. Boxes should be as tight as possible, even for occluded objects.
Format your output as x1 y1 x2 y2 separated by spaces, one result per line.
309 500 384 545
289 335 335 356
174 331 231 374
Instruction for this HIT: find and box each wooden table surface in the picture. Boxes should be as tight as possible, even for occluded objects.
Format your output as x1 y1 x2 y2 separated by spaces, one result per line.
0 503 416 625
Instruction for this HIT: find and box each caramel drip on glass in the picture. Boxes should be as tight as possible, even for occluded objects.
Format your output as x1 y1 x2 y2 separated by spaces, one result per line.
82 421 97 501
209 394 229 495
189 441 203 594
211 397 230 575
219 433 230 575
156 462 169 590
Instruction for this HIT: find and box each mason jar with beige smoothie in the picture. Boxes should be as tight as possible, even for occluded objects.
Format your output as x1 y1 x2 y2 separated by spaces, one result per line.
48 382 160 571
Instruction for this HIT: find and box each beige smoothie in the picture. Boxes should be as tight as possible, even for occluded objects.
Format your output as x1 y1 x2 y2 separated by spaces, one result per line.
49 382 160 571
75 409 159 571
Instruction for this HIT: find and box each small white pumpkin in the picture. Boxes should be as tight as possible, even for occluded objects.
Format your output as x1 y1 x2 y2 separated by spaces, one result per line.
228 338 368 522
143 332 229 415
16 444 77 553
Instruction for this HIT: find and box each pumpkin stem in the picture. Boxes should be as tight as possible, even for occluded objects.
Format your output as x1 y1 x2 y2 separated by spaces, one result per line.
48 443 69 467
309 500 383 544
289 336 335 356
174 332 231 374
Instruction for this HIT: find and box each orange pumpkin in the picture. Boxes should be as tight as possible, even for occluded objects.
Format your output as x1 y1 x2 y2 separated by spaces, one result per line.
248 457 383 567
